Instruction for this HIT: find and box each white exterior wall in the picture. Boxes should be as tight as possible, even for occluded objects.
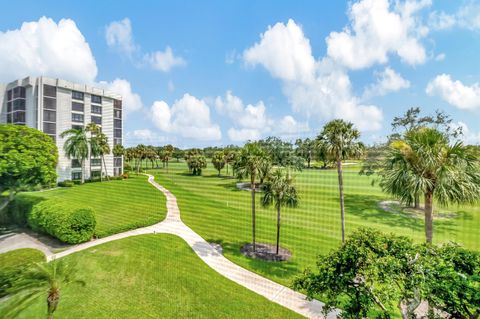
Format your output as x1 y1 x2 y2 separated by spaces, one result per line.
0 76 123 182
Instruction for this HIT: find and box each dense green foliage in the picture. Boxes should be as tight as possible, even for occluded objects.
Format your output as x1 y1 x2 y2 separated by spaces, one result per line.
212 151 226 175
60 127 89 184
14 175 165 238
2 235 303 319
0 249 45 298
293 228 480 319
185 149 208 175
0 125 57 196
28 199 96 244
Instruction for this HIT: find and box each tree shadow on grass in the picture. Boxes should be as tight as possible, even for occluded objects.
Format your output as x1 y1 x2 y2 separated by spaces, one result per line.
344 194 459 236
207 238 300 280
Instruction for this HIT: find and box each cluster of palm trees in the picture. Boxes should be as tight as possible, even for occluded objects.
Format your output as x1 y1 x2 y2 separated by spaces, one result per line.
124 144 175 173
61 123 123 183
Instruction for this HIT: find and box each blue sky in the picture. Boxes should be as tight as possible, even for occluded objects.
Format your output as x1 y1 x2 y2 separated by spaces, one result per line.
1 0 480 147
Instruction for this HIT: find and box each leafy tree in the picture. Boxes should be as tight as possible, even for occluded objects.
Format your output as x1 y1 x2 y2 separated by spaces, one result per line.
86 123 110 181
2 259 84 319
380 127 480 243
317 120 364 242
295 138 315 168
259 137 297 167
234 142 267 252
187 154 207 175
212 151 226 176
314 139 332 168
294 228 479 319
61 127 89 183
258 158 273 184
261 169 298 255
224 148 239 176
134 144 147 173
163 144 174 172
172 148 184 162
0 125 57 210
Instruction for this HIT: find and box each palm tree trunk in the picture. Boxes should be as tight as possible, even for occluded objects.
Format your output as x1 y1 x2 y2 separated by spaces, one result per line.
102 156 109 181
424 192 434 243
414 194 420 209
47 291 59 319
251 178 256 252
276 206 281 255
81 160 85 184
337 159 346 243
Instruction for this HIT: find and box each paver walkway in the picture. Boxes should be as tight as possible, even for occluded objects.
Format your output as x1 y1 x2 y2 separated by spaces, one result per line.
14 175 338 319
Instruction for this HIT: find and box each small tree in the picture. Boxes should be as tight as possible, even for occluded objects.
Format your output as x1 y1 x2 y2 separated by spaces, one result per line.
380 128 480 243
317 119 364 242
212 151 226 176
187 154 207 175
3 259 85 319
0 125 57 210
262 169 298 255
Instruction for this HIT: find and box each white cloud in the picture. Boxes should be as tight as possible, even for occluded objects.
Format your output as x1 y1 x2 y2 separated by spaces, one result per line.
243 19 384 131
105 18 185 72
125 129 167 145
276 115 310 135
429 3 480 32
0 16 97 83
105 18 136 56
225 50 237 64
363 67 410 99
151 94 222 141
243 19 315 83
326 0 430 70
97 79 143 115
450 122 480 145
434 53 446 61
144 47 186 72
228 128 262 142
426 74 480 110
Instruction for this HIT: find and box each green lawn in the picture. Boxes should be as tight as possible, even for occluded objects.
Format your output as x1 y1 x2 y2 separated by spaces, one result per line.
19 175 166 238
150 161 480 286
3 235 302 319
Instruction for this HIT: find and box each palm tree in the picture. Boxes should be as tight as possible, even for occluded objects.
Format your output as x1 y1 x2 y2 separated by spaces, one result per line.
317 119 364 243
164 144 174 173
2 259 84 319
212 151 226 176
235 142 268 252
380 127 480 243
61 128 89 184
262 169 298 255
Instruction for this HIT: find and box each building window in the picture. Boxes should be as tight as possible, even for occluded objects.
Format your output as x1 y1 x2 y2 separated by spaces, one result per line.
7 101 12 112
43 97 56 110
13 99 26 111
114 138 122 146
72 91 84 101
43 85 56 98
114 129 122 138
90 158 102 167
72 124 83 130
114 99 122 109
71 159 81 168
91 170 101 178
114 109 122 119
114 167 122 176
72 113 84 123
72 102 84 112
43 122 56 135
12 111 26 123
14 86 26 99
114 157 122 167
72 171 82 180
91 94 102 104
114 119 122 129
7 113 12 123
7 89 12 101
91 116 102 125
91 105 102 114
43 110 56 122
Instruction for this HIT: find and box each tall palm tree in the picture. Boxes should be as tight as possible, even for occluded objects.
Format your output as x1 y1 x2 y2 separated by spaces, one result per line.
235 142 268 252
262 169 298 255
317 119 364 243
85 123 110 181
380 127 480 243
2 259 84 319
164 144 174 173
60 128 89 184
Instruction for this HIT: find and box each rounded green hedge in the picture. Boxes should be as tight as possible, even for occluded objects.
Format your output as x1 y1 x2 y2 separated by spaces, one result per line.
28 199 96 244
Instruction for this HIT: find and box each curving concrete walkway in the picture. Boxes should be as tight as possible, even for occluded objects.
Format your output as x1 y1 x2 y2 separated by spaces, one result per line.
46 174 338 319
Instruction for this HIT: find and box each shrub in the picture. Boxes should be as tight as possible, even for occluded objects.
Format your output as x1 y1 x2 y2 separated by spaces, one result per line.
58 180 74 187
3 195 44 226
121 172 129 179
28 199 96 244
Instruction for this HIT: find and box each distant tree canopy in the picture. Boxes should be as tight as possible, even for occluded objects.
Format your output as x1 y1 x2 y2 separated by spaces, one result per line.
0 125 58 201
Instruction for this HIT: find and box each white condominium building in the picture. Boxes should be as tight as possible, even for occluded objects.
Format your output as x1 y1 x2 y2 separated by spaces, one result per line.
0 76 123 182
